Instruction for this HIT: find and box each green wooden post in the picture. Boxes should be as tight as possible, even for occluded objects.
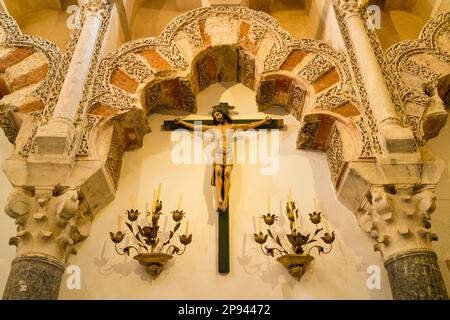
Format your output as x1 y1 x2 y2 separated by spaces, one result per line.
218 208 229 274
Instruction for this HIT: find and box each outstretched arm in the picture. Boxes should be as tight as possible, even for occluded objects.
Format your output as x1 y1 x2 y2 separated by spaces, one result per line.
174 118 212 131
233 117 272 130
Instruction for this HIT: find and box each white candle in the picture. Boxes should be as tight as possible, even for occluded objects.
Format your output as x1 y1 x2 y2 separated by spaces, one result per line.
117 215 122 232
313 198 317 212
156 183 162 200
267 196 271 213
178 195 183 211
152 190 156 212
185 220 189 235
131 193 136 208
259 214 262 233
323 214 330 233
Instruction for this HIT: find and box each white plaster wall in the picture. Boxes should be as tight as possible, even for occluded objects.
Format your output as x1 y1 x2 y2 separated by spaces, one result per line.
0 131 15 294
56 83 392 299
428 122 450 291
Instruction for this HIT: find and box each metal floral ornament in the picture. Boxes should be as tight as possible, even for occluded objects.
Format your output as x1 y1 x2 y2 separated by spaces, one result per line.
109 190 192 279
253 196 335 281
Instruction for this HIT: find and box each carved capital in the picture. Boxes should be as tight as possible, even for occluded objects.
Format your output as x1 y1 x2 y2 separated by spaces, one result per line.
357 184 439 260
333 0 368 19
5 187 92 262
85 0 110 17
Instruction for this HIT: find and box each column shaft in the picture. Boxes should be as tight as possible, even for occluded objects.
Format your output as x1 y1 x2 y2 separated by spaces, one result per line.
385 249 449 300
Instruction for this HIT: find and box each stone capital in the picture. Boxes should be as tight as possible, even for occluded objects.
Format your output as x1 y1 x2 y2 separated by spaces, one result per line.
333 0 368 19
85 0 111 17
356 184 439 260
5 187 92 263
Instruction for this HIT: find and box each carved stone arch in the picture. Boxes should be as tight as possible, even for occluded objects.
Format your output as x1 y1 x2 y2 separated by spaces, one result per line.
386 12 450 143
0 12 62 144
86 5 358 190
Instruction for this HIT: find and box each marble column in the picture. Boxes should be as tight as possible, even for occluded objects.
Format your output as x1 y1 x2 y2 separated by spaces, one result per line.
357 184 449 300
36 0 109 155
2 256 65 300
332 0 415 154
2 187 90 300
385 249 448 300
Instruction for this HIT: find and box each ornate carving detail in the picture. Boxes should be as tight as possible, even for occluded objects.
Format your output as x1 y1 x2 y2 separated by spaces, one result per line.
334 5 381 155
146 82 162 112
256 79 275 108
0 12 61 104
76 115 101 156
184 21 203 47
327 126 346 186
299 55 333 82
197 55 210 91
0 108 19 144
315 86 351 111
288 84 306 120
120 54 152 82
356 185 439 258
356 117 373 158
5 187 92 261
157 42 188 70
106 128 125 188
238 48 255 90
264 45 291 71
86 0 109 17
248 23 266 44
332 0 367 18
402 59 439 82
180 80 196 113
386 12 450 142
297 121 320 149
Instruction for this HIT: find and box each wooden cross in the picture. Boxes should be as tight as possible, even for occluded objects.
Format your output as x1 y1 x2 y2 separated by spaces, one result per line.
163 118 284 274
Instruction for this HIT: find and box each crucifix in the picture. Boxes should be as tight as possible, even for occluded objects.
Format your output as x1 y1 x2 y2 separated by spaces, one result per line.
163 102 284 273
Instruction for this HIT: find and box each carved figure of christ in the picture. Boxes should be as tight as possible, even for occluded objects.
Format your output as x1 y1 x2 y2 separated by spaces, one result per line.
174 111 272 212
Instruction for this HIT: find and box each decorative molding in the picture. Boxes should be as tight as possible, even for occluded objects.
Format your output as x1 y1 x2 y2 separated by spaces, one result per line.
327 125 346 186
5 187 92 262
386 12 450 142
356 185 439 259
334 5 380 156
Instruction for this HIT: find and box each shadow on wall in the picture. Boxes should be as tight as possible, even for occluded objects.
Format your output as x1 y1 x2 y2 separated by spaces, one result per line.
307 150 393 299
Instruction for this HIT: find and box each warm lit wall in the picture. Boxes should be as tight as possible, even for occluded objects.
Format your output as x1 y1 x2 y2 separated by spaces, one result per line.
371 0 450 49
50 83 393 299
1 0 78 49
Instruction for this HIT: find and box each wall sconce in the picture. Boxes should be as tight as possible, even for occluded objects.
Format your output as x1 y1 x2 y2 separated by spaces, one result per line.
110 191 192 279
253 196 335 281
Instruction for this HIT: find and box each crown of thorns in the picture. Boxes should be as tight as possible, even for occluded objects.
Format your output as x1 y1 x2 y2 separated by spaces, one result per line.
211 102 236 116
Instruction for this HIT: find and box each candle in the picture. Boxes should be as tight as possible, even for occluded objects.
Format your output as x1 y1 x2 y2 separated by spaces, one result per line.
259 214 262 233
131 193 136 209
178 195 183 211
267 196 271 213
323 213 330 233
313 198 317 212
185 220 189 235
117 215 122 232
156 183 161 200
152 190 156 212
